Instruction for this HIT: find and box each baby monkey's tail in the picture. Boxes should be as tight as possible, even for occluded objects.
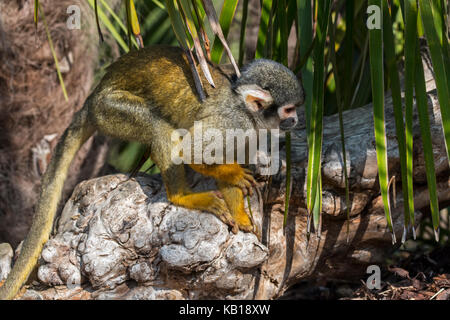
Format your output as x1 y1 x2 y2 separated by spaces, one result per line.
0 105 95 300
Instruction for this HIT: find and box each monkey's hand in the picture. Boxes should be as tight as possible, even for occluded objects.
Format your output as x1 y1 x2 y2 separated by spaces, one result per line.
233 168 257 197
189 164 257 197
188 164 257 234
207 193 239 234
169 191 239 233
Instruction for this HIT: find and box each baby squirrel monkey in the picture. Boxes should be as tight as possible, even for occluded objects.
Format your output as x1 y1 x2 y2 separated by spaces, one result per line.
0 45 303 299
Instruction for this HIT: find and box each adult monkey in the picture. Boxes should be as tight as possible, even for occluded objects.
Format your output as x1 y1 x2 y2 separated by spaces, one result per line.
0 45 304 299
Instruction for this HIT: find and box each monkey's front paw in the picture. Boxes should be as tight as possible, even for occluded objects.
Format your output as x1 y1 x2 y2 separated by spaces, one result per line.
234 169 257 196
208 194 239 234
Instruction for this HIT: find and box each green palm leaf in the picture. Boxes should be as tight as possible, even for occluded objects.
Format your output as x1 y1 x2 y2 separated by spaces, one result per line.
255 0 273 59
306 0 332 234
382 0 410 242
368 0 395 242
210 0 239 63
413 45 441 241
418 0 450 165
403 0 418 238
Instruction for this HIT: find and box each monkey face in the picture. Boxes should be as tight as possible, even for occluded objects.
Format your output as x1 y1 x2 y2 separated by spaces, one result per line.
233 59 304 131
278 104 298 130
236 85 301 131
257 102 299 131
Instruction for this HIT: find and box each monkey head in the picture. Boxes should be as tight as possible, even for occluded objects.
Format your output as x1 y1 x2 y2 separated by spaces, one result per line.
232 59 305 131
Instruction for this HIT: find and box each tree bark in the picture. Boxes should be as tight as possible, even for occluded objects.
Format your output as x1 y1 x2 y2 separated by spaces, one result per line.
2 56 448 300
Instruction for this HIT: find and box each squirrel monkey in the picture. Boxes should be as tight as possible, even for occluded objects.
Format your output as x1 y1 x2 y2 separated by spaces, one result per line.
0 45 303 299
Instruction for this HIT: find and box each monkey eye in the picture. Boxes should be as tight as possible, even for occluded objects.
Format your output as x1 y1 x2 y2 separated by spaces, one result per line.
284 106 296 113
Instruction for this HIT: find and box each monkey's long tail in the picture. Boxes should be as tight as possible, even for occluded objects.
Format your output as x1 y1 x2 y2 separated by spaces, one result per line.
0 106 95 300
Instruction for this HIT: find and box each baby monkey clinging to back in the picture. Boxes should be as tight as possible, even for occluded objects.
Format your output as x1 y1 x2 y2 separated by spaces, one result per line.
0 45 304 299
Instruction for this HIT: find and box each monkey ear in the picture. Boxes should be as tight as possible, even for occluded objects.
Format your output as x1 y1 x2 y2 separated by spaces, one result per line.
236 85 273 112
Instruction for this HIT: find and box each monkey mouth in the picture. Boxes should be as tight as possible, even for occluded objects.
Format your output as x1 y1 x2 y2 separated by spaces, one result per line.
279 119 298 131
